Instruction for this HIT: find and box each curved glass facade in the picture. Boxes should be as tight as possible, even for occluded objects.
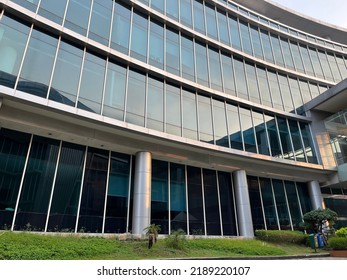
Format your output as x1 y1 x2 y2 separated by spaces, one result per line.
0 0 346 236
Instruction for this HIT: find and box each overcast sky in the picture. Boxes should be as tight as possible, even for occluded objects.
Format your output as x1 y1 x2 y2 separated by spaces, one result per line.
270 0 347 28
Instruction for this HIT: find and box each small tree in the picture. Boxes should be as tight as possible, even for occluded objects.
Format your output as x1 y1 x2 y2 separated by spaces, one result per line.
144 224 161 249
302 208 337 236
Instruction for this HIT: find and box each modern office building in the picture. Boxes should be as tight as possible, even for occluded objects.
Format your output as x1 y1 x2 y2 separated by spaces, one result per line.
0 0 346 237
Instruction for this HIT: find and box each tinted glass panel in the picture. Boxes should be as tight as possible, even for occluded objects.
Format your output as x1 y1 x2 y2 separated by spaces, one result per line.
12 0 39 12
166 0 179 20
181 36 195 81
277 117 294 160
265 114 281 157
284 181 302 230
126 69 146 126
78 147 108 233
213 99 229 147
38 0 68 25
193 0 205 34
218 172 237 235
239 108 256 153
198 95 213 143
0 16 30 88
252 111 270 156
88 0 112 46
203 169 221 235
64 0 92 36
205 4 218 40
180 0 192 27
103 61 127 121
130 12 148 62
182 89 197 140
111 1 131 54
170 163 187 233
17 29 58 98
227 104 243 150
147 77 164 131
229 16 241 50
248 176 265 230
149 21 164 69
296 182 311 214
217 10 230 45
49 41 83 106
195 42 208 86
47 142 85 232
259 178 278 230
187 166 204 235
15 136 60 231
166 84 181 136
0 129 31 230
300 123 317 164
166 28 180 76
77 52 106 114
221 53 236 95
209 47 222 91
104 152 131 233
151 160 168 234
272 180 291 230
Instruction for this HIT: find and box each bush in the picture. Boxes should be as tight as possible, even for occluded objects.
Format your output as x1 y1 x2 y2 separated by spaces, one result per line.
329 237 347 250
165 229 186 250
336 227 347 238
255 230 307 245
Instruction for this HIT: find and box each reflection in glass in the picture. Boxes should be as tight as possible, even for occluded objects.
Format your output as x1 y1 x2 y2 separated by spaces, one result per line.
181 36 195 82
104 152 131 233
284 181 302 230
239 107 256 153
166 84 181 136
198 95 213 143
77 52 106 114
213 100 229 147
0 15 30 88
78 147 108 233
259 178 278 230
209 47 223 91
111 1 131 54
15 136 60 231
195 42 209 86
187 166 204 235
218 172 237 235
166 28 180 76
47 142 85 232
88 0 112 46
203 169 221 235
126 69 146 126
130 12 148 62
252 110 270 156
182 89 198 140
0 129 31 230
170 163 187 233
205 3 218 40
227 104 243 150
272 180 291 230
49 41 83 106
103 60 127 121
277 117 294 160
248 176 265 230
17 29 58 98
221 53 236 95
64 0 92 36
151 160 168 234
149 20 164 69
38 0 68 25
147 77 164 131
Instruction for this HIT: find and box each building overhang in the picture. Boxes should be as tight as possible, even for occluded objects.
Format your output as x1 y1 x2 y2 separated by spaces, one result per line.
0 87 336 184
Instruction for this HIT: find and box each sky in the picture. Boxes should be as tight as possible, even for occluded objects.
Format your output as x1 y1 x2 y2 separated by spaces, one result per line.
270 0 347 29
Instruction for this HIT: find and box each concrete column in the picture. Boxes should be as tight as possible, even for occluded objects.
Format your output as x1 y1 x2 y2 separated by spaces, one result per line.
307 180 325 210
132 151 152 235
233 170 254 238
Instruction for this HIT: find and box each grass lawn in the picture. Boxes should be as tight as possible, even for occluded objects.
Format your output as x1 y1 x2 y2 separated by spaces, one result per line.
0 231 324 260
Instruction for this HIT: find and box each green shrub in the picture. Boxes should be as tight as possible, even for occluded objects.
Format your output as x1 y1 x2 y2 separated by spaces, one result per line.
165 229 186 250
336 227 347 238
329 237 347 250
255 230 307 245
